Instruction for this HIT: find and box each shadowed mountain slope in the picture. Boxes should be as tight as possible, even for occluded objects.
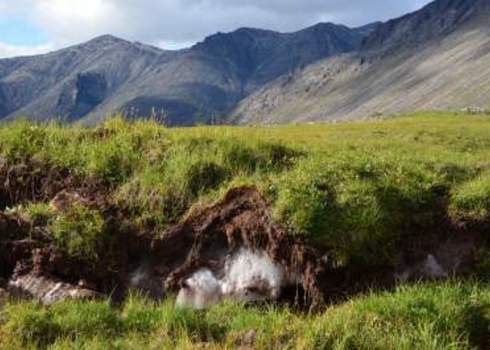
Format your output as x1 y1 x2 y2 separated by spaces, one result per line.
0 24 368 125
232 0 490 123
2 0 488 125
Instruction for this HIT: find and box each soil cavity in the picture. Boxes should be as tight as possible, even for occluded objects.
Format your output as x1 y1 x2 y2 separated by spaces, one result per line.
176 248 299 309
154 186 324 308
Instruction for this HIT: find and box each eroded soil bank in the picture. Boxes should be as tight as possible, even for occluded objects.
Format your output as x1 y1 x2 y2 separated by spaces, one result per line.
0 159 486 309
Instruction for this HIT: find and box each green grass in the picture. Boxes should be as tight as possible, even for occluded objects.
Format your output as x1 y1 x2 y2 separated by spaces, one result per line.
1 111 490 268
49 204 106 263
24 203 54 227
0 282 488 349
2 112 490 348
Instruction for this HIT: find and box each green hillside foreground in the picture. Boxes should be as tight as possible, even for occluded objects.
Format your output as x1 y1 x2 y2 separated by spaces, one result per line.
1 111 490 349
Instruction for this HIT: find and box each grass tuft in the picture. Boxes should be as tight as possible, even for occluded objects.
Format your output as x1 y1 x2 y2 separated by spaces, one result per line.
49 204 105 262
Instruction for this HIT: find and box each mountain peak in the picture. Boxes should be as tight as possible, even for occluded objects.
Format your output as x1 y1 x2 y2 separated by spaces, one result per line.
192 22 363 83
233 27 277 35
86 34 127 45
354 22 382 36
362 0 488 52
304 22 345 31
196 26 279 47
2 0 488 125
76 34 165 55
70 34 132 52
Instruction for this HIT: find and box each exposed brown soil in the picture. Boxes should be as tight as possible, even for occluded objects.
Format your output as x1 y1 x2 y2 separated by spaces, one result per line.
0 158 129 301
0 212 37 277
0 158 325 307
0 159 486 308
0 157 115 286
152 186 324 308
0 157 110 211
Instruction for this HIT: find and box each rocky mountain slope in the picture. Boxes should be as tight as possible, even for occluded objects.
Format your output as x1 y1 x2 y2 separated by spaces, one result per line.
0 24 369 125
233 0 490 123
1 0 488 125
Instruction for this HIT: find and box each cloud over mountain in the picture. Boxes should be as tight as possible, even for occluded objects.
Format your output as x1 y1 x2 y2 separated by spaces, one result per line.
0 0 431 53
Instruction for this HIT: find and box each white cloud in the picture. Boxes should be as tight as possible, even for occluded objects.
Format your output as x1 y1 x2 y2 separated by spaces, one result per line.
154 40 195 51
0 42 53 58
1 0 434 53
31 0 122 46
0 0 33 15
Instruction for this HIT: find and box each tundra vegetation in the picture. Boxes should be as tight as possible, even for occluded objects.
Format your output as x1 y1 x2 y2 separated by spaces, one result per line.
1 111 490 349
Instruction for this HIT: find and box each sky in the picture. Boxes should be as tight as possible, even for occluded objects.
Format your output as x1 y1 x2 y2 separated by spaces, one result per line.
0 0 432 58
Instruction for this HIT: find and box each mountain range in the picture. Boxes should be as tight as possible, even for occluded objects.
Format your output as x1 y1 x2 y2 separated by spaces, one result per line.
233 0 490 123
1 0 489 125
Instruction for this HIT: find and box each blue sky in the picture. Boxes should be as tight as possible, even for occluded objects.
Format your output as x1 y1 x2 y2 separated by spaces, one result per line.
0 0 432 58
0 17 47 46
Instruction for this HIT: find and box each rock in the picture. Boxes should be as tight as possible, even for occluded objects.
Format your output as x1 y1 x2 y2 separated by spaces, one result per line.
8 273 100 305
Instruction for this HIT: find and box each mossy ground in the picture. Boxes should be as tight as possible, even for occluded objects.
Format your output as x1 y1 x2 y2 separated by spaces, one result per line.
1 111 490 348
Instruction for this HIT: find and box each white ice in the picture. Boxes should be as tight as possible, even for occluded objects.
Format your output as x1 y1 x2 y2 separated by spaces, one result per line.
175 248 292 309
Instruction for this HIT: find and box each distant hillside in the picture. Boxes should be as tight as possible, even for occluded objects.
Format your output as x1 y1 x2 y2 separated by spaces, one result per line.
233 0 490 123
0 24 368 125
1 0 488 125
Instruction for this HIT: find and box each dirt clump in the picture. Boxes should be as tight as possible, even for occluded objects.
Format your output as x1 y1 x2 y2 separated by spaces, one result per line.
152 186 325 308
0 211 37 278
235 329 257 348
0 157 109 210
0 210 31 238
2 182 325 307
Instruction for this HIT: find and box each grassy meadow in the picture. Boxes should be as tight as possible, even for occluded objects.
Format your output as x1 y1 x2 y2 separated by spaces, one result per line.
1 111 490 266
1 282 489 349
1 111 490 348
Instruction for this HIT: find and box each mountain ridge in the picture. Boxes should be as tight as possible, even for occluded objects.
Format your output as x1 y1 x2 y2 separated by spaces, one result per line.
233 0 490 123
0 22 369 125
1 0 489 125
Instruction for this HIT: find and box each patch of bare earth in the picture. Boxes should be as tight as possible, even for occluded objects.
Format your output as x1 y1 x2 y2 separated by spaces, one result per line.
0 158 486 308
152 186 324 308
